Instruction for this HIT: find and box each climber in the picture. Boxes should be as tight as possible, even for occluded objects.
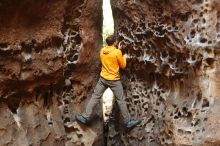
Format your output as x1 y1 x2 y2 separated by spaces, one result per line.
75 35 141 129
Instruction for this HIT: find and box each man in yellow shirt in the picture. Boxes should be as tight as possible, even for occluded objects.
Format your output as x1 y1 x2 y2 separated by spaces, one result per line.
76 35 141 129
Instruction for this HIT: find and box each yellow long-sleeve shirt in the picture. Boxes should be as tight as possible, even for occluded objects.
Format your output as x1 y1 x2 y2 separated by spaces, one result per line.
100 45 126 80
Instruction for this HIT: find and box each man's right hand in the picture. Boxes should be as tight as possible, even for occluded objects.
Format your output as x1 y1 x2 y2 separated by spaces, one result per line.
123 54 128 59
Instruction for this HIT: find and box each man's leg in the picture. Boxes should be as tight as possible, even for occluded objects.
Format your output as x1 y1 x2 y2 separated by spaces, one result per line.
110 80 141 128
109 80 130 123
82 77 107 119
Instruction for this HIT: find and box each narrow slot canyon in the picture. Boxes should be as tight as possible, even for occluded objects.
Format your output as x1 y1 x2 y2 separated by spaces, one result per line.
0 0 220 146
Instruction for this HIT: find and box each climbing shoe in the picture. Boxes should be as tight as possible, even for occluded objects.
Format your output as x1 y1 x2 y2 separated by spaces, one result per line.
75 115 89 125
126 119 141 129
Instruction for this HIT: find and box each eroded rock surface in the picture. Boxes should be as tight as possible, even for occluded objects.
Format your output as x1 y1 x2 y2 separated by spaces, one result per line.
109 0 220 146
0 0 103 146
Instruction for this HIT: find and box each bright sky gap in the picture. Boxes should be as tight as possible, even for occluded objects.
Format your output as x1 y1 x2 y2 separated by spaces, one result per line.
102 0 114 45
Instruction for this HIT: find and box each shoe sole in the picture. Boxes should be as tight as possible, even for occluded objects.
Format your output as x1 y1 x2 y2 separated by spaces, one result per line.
126 120 141 129
75 115 88 125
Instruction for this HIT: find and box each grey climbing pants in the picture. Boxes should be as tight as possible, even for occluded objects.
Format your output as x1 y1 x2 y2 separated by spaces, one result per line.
83 77 130 123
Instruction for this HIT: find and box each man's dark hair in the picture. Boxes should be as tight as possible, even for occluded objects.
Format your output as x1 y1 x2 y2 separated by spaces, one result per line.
106 35 116 46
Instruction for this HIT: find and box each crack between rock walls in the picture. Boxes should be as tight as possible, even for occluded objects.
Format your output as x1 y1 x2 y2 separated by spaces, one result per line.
102 0 115 146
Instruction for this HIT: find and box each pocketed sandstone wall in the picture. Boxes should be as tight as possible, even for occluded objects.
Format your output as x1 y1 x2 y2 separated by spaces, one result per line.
109 0 220 145
0 0 103 145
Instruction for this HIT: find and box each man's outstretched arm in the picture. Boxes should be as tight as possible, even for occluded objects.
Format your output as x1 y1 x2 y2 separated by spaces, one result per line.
117 49 127 69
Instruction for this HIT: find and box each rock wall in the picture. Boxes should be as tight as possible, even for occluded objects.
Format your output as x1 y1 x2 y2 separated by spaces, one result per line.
109 0 220 146
0 0 103 146
2 0 220 146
